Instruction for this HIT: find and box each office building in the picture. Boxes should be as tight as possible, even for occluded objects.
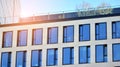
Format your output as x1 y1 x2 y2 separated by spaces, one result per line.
0 7 120 67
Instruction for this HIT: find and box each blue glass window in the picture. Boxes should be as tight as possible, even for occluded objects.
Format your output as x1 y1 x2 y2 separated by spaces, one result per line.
1 52 11 67
63 25 74 43
63 47 74 65
16 51 26 67
113 43 120 61
48 27 58 44
3 31 12 48
33 29 43 45
79 46 90 64
112 21 120 39
18 30 27 46
95 22 107 40
79 24 90 41
96 45 107 62
47 48 58 66
31 50 42 67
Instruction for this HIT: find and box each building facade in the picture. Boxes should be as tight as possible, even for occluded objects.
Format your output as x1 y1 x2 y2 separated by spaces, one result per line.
0 0 20 24
0 8 120 67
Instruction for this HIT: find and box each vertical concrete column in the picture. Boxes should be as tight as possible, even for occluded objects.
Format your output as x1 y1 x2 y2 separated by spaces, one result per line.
13 30 17 47
0 30 3 48
74 23 79 64
43 27 47 45
42 48 47 67
90 22 96 63
11 51 16 67
58 25 63 44
26 50 31 67
58 47 62 66
27 29 32 46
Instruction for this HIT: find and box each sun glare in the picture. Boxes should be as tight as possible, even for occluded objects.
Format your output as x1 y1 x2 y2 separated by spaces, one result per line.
20 12 33 18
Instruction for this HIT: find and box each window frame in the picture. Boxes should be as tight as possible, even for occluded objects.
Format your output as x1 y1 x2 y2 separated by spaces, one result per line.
1 52 11 67
46 48 58 66
79 24 90 41
31 50 42 67
95 44 107 63
63 25 74 43
2 31 13 48
62 47 74 65
79 46 90 64
95 22 107 40
17 30 28 46
16 51 26 67
112 21 120 39
32 28 43 45
112 43 120 62
47 27 58 44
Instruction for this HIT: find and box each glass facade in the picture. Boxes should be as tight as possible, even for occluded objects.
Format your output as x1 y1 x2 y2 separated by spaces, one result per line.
95 22 107 40
79 24 90 41
18 30 27 46
63 25 74 43
112 21 120 39
48 27 58 44
47 48 58 66
96 45 107 62
16 51 26 67
79 46 90 63
63 47 74 65
1 52 11 67
113 43 120 61
2 31 12 48
31 50 42 67
32 29 43 45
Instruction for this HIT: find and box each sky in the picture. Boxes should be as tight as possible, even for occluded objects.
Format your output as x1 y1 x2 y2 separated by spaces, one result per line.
20 0 120 17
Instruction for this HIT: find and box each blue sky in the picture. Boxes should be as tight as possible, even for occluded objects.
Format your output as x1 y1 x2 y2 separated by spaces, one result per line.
20 0 120 17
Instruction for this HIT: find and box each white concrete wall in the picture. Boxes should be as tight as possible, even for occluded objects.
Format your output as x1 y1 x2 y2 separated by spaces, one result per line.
0 16 120 67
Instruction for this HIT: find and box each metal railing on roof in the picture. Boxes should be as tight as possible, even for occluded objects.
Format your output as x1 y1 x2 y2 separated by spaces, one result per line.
20 5 120 22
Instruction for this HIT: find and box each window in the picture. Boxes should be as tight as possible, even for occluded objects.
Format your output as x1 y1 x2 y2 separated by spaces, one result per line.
112 21 120 39
79 46 90 64
47 48 58 66
96 45 107 62
79 24 90 41
1 52 11 67
17 30 27 46
63 25 74 43
95 22 107 40
32 29 43 45
16 51 26 67
31 50 42 67
48 27 58 44
2 31 12 48
63 47 74 65
113 43 120 61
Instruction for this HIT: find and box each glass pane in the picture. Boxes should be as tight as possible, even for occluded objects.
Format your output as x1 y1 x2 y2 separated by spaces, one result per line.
4 32 12 47
18 30 27 46
32 50 39 66
71 48 74 64
48 27 58 44
33 29 42 45
63 48 70 64
96 45 104 62
79 46 87 63
1 52 11 67
116 22 120 38
47 49 54 65
99 23 107 39
63 26 74 42
83 25 90 41
16 51 26 67
113 44 120 61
